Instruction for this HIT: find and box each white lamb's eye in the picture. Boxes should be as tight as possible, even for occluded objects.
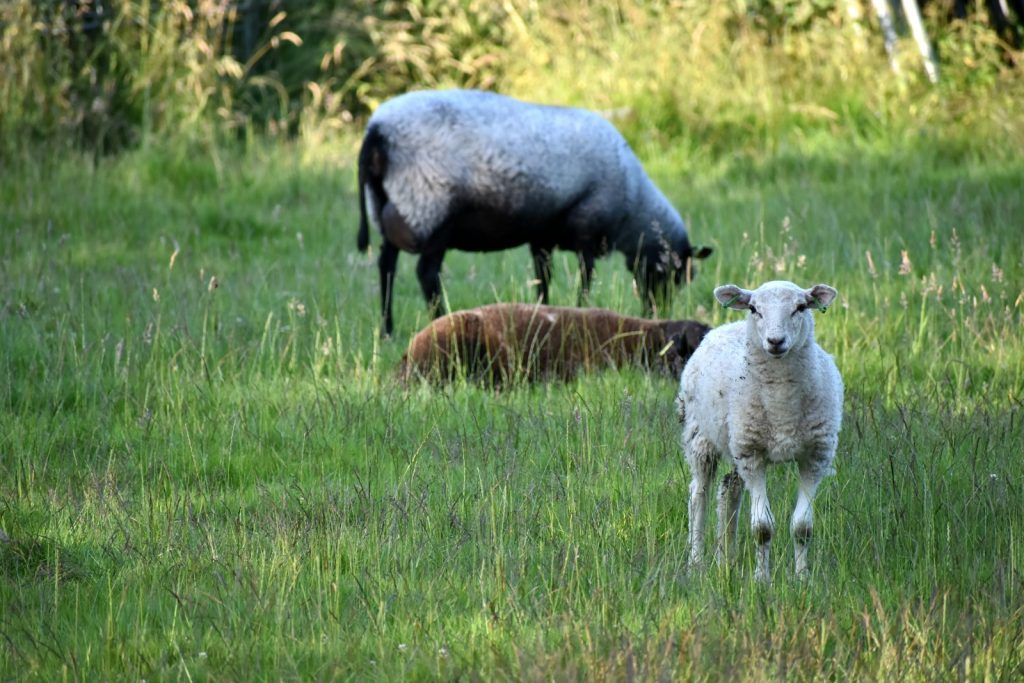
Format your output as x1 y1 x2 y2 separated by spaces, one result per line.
749 305 758 316
794 304 807 315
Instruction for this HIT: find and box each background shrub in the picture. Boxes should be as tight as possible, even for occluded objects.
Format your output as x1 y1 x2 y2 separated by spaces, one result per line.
2 0 1021 156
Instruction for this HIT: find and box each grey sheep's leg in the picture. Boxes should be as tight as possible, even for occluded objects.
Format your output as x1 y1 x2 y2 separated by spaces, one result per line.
530 244 552 304
577 249 595 306
378 240 400 337
416 251 446 319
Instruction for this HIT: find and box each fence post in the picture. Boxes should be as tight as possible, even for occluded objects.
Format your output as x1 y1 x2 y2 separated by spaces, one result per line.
901 0 940 82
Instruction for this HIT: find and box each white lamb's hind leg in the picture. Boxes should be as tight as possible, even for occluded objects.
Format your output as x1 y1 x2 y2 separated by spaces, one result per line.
792 463 824 579
739 461 773 583
686 439 717 570
688 477 708 569
715 471 744 565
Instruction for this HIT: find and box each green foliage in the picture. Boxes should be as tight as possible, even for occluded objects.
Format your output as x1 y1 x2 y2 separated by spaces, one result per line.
0 0 513 152
3 1 1023 155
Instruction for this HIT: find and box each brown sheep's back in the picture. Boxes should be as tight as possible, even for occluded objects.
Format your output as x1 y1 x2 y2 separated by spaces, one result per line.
399 303 709 385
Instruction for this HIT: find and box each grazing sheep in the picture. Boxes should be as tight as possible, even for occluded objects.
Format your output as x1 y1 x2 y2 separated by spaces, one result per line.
357 89 713 336
677 281 843 582
399 303 709 385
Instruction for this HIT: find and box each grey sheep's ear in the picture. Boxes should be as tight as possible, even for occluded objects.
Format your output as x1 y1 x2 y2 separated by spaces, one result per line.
693 246 713 259
805 284 838 312
714 284 752 310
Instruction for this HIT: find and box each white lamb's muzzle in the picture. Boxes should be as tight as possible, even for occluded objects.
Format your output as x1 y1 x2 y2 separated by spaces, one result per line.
762 333 791 357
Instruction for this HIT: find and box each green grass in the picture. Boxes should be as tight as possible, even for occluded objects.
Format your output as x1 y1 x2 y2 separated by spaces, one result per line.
1 124 1022 681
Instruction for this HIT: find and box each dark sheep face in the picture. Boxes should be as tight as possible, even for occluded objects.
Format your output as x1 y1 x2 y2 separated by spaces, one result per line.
672 242 715 287
637 241 714 308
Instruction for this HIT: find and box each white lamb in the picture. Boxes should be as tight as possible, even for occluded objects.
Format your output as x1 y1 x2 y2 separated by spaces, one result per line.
677 280 843 582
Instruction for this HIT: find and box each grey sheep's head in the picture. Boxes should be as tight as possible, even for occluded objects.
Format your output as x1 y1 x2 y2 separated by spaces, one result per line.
636 231 714 305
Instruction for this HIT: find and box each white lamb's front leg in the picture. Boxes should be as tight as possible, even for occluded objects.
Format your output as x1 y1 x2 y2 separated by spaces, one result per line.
791 461 826 579
738 459 773 583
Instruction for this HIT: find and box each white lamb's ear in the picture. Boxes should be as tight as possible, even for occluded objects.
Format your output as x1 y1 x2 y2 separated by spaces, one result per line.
714 284 753 310
805 284 838 312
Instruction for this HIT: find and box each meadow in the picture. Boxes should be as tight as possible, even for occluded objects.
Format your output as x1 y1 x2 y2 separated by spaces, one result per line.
2 2 1024 681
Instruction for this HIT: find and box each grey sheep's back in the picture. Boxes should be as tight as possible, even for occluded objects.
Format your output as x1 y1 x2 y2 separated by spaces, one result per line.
368 89 663 243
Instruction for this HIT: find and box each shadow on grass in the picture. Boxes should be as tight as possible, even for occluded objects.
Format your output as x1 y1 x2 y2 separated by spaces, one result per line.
0 531 93 584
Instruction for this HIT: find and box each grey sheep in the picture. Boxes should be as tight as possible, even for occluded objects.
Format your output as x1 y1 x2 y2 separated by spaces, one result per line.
356 89 713 336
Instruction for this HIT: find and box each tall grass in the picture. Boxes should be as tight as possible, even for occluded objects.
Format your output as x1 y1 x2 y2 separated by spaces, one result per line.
2 1 1023 680
2 129 1021 678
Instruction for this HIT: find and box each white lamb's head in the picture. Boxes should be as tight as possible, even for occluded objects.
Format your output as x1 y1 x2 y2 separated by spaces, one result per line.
714 281 838 358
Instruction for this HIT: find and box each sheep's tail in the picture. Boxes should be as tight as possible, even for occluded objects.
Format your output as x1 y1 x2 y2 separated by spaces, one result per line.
357 167 369 252
357 124 386 253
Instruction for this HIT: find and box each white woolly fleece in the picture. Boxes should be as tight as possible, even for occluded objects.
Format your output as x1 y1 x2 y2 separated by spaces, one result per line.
680 315 843 469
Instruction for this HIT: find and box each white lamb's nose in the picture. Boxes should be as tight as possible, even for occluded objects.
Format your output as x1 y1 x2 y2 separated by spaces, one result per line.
766 337 788 356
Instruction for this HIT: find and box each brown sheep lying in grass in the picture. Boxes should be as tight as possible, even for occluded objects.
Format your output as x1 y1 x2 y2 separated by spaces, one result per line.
399 303 710 385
